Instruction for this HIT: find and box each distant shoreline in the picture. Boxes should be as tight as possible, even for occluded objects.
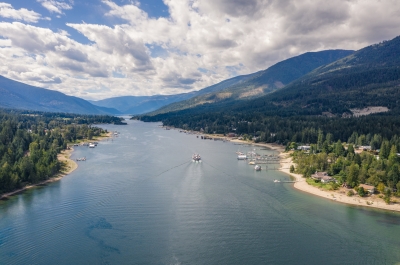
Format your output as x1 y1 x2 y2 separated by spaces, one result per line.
0 132 112 200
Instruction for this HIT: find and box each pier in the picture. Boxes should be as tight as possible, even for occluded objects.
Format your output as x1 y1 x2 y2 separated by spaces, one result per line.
274 180 296 183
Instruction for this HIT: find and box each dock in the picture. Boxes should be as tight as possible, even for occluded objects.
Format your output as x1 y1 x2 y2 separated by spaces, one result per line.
274 180 296 183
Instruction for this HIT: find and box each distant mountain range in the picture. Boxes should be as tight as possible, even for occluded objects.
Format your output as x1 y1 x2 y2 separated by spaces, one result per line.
141 35 400 123
0 72 254 115
90 49 353 115
0 76 120 115
146 49 354 115
0 48 356 117
89 73 257 114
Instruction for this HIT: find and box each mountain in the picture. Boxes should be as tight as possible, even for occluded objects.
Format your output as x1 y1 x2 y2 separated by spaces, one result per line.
0 75 120 115
90 93 195 115
139 35 400 131
148 49 354 115
138 35 400 148
90 73 257 114
241 35 400 116
94 50 352 115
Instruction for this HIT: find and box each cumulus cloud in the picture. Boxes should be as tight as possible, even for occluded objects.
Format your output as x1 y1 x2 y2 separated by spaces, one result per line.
0 2 45 23
66 23 154 72
37 0 73 14
1 0 400 100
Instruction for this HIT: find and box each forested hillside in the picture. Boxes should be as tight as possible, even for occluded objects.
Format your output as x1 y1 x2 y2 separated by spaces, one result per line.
149 50 354 115
0 109 123 195
140 35 400 147
246 35 400 116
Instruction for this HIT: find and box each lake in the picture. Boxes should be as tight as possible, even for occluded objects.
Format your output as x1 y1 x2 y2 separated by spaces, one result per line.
1 120 399 265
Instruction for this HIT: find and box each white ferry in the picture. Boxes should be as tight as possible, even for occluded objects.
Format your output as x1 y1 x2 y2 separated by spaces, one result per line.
192 153 201 162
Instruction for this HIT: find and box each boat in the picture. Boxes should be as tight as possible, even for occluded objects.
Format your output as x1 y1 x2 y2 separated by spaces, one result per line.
274 179 281 183
237 155 247 160
255 165 261 171
192 153 201 162
248 161 255 165
89 143 95 148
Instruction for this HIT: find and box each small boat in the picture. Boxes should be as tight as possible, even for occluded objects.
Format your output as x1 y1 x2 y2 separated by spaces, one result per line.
248 161 255 165
89 143 95 148
255 165 261 171
274 179 281 183
192 153 201 162
237 155 247 160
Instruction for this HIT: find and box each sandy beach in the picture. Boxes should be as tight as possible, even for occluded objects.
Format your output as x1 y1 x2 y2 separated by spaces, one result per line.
0 132 112 200
215 136 400 212
278 152 400 213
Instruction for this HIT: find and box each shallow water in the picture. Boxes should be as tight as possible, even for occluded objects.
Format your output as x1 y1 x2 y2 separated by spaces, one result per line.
1 120 399 265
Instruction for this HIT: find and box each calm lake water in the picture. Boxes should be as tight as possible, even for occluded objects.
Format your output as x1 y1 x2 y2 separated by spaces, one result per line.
1 120 400 265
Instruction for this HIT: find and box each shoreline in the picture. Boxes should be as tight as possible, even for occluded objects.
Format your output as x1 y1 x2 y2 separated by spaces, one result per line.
0 131 112 200
195 130 400 212
277 152 400 213
150 127 400 213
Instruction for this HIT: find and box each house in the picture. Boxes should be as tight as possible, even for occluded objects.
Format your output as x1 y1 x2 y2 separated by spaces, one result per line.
311 171 328 179
321 175 334 183
311 171 327 180
358 146 372 151
359 184 375 194
311 172 334 183
298 145 311 151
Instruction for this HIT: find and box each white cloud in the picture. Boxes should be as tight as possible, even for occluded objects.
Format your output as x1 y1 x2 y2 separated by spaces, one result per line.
1 0 400 100
37 0 73 14
0 2 44 23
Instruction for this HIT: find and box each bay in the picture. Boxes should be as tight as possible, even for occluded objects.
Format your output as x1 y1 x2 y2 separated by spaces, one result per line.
0 120 399 265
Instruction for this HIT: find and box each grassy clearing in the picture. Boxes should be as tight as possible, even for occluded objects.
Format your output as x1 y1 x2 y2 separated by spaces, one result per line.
306 178 335 191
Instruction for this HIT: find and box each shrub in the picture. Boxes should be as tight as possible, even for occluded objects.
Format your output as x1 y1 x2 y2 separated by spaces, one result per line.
357 187 366 197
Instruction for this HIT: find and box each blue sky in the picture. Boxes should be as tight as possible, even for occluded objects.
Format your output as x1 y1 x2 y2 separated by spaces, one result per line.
1 0 400 100
3 0 168 43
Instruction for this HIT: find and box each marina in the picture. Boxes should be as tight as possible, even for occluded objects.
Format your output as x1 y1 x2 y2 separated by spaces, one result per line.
235 147 281 174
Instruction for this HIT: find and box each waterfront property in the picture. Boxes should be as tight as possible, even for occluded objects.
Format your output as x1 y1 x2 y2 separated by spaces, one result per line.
359 184 376 194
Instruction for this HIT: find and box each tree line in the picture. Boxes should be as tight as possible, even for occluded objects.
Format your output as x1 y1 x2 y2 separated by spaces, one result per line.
291 131 400 202
0 109 123 195
141 110 400 146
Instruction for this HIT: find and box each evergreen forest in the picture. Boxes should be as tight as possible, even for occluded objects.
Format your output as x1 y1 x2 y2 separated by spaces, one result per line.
291 133 400 201
0 109 123 195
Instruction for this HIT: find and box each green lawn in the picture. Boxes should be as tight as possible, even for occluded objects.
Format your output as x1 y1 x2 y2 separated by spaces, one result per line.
306 178 336 191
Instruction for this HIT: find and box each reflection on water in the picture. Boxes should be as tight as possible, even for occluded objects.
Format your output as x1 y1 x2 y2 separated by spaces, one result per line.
0 120 399 265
